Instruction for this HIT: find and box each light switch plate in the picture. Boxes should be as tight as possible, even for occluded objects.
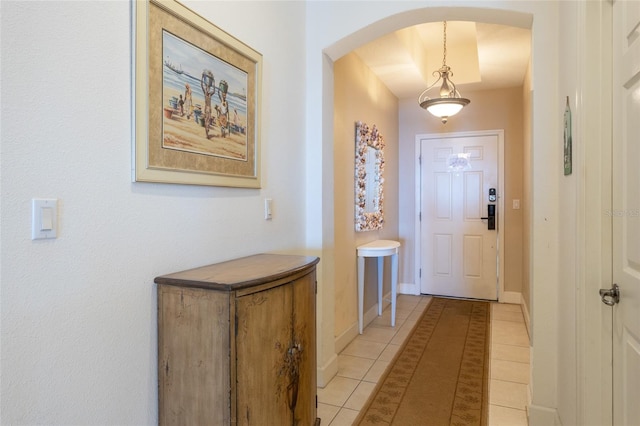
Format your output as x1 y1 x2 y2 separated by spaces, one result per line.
32 198 58 240
264 198 272 220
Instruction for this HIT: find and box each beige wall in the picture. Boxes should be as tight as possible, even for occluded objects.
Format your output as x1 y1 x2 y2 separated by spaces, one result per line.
399 86 526 296
333 51 526 342
333 52 399 340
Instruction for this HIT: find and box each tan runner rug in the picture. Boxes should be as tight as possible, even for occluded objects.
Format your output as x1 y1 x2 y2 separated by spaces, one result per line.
355 297 491 426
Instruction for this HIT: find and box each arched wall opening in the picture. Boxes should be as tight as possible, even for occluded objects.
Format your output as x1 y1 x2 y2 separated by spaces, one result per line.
309 2 560 421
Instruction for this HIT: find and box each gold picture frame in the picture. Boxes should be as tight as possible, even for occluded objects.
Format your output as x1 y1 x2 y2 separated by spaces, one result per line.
132 0 262 187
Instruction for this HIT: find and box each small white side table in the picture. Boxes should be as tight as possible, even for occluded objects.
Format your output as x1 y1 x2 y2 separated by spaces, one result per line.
356 240 401 334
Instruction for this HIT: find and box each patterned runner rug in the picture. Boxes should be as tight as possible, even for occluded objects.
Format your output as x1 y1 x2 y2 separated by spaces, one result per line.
355 297 490 426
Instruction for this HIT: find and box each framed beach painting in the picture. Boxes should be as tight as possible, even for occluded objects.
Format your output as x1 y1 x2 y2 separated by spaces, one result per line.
132 0 262 187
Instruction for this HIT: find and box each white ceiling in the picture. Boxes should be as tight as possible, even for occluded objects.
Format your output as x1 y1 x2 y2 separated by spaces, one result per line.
353 21 532 100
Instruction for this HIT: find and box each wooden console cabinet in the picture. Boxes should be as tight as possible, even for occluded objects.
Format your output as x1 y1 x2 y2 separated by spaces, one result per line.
155 254 320 425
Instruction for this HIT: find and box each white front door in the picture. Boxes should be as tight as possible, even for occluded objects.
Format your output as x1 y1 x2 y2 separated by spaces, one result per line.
611 1 640 424
418 131 501 300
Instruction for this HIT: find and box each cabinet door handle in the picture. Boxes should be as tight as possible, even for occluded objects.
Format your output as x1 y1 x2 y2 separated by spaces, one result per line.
287 379 299 411
286 342 303 411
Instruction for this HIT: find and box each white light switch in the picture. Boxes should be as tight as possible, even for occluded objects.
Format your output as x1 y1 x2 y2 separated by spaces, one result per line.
32 199 58 240
41 207 53 230
265 198 273 220
513 199 520 210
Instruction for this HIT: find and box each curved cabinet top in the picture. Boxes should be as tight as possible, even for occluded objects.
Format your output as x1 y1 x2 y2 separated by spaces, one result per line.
154 253 320 292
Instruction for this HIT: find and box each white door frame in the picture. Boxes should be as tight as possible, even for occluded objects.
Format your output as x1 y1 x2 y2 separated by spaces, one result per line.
414 129 505 301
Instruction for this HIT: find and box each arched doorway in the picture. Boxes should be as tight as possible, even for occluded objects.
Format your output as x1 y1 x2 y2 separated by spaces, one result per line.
308 3 562 423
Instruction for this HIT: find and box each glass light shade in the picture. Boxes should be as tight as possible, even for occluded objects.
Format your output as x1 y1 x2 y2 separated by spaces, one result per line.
420 97 470 119
427 102 463 117
417 22 471 124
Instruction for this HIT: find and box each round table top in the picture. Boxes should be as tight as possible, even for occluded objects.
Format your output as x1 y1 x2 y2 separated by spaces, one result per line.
357 239 400 255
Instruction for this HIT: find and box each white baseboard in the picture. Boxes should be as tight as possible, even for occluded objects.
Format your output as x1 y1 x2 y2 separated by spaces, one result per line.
501 291 522 304
522 296 531 338
398 282 420 295
528 404 562 426
335 322 358 354
316 352 338 388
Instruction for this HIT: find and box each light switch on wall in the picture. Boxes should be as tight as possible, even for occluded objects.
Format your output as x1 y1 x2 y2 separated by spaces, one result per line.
32 198 58 240
265 198 273 220
513 199 520 209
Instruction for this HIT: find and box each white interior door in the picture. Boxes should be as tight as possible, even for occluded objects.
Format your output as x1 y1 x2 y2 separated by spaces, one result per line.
612 1 640 424
419 133 500 300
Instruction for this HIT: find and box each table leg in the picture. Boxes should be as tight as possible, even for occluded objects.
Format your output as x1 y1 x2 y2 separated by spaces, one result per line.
377 256 383 316
391 252 398 327
357 255 365 334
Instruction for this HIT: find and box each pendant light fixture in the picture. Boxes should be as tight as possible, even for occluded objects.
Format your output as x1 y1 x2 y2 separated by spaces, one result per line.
418 21 470 124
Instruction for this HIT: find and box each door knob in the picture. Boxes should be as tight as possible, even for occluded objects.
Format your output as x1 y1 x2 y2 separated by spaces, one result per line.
599 283 620 306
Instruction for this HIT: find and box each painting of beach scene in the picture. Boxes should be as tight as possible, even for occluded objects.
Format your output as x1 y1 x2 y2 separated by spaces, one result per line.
162 30 248 161
133 0 261 187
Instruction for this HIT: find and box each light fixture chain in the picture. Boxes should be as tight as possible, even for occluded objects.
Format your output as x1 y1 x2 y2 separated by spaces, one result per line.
418 19 470 123
442 21 447 67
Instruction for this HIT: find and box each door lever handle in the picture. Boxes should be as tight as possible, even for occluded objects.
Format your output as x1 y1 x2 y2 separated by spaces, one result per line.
481 205 496 230
599 283 620 306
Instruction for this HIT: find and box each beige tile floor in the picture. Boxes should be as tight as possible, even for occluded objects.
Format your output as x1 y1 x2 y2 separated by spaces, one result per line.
317 295 531 426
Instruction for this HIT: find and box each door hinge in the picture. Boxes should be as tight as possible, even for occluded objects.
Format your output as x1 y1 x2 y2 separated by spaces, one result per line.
419 155 422 165
419 268 422 278
315 280 318 294
419 212 422 221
